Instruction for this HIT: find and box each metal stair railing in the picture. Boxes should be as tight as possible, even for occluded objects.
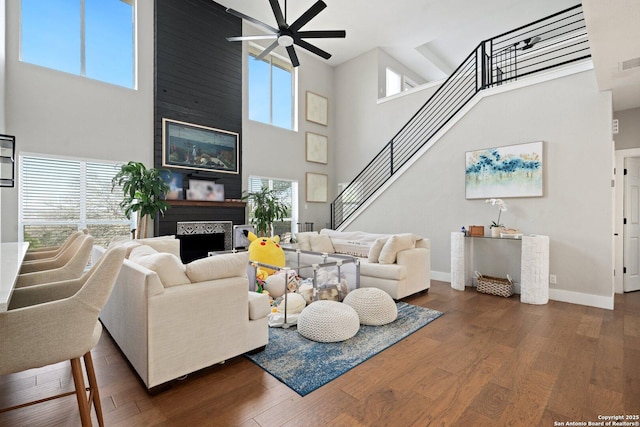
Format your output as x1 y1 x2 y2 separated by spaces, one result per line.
331 4 590 229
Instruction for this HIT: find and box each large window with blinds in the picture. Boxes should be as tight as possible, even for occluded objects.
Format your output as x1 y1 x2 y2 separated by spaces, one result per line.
247 176 298 236
19 154 133 248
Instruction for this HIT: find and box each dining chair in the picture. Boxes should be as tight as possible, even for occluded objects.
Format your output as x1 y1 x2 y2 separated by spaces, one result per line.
0 245 126 427
23 229 86 261
16 234 94 288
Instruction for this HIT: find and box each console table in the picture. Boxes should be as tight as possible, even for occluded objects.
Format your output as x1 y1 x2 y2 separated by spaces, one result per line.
0 242 29 311
451 232 549 304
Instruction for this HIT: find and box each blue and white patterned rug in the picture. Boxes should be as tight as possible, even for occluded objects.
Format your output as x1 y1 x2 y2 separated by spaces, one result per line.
245 302 444 396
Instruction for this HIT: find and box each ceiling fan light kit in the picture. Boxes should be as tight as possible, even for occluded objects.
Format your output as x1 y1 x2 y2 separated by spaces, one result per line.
226 0 346 67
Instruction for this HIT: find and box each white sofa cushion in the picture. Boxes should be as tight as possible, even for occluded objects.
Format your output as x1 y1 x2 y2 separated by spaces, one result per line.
185 251 250 283
108 240 142 258
368 237 389 263
134 252 191 288
309 234 335 253
296 231 318 251
129 244 160 261
359 259 406 280
379 234 416 264
135 236 181 258
248 292 271 320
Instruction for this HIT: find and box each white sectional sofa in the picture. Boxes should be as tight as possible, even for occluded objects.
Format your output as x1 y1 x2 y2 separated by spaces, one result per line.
92 239 270 391
295 229 431 299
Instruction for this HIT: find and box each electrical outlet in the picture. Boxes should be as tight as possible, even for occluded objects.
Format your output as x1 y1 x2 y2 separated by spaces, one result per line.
549 274 557 284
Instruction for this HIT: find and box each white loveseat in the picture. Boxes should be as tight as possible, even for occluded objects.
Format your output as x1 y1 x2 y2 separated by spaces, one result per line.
92 239 270 391
295 229 431 299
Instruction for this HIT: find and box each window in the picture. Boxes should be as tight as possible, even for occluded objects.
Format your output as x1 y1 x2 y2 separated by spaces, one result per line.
248 46 296 130
247 176 298 236
19 154 133 248
385 67 402 97
20 0 135 89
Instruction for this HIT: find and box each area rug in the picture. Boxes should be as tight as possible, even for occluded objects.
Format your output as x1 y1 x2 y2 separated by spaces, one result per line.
245 302 443 396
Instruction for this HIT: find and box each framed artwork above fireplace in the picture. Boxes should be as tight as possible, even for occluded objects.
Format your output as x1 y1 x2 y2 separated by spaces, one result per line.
162 118 239 175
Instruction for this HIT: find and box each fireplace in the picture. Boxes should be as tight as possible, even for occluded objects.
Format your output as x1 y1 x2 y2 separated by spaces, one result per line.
176 221 232 263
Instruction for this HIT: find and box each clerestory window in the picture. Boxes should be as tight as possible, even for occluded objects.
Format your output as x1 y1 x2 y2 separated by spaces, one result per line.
248 45 296 130
20 0 136 89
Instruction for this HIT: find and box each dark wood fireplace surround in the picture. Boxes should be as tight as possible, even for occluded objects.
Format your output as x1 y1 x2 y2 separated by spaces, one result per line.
153 0 245 261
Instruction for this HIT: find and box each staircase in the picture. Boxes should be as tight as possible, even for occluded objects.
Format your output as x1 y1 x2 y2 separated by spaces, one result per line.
331 4 590 229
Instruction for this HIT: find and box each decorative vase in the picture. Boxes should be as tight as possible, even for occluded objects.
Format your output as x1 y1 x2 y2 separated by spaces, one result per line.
491 227 503 238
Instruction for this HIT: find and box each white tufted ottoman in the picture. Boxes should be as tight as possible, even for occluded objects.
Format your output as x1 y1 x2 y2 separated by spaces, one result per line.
343 287 398 326
297 300 360 342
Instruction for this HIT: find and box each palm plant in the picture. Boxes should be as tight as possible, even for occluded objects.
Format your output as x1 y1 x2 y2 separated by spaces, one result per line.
243 186 289 237
112 161 170 239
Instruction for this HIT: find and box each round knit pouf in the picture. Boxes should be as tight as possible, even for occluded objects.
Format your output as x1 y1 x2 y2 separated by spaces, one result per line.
343 287 398 326
297 300 360 342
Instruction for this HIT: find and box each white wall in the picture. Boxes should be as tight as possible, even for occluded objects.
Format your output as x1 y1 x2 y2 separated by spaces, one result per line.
334 61 614 302
1 0 155 242
241 24 335 231
334 49 439 187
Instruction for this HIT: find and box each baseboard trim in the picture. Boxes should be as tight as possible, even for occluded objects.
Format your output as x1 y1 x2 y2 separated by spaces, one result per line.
432 271 615 310
549 288 614 310
430 271 451 283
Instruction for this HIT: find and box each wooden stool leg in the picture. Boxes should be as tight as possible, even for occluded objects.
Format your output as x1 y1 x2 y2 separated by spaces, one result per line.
70 358 92 426
83 351 104 427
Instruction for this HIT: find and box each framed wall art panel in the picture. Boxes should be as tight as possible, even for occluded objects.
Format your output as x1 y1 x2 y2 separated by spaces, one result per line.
306 172 328 202
305 91 328 126
305 132 328 164
162 118 239 174
465 141 543 199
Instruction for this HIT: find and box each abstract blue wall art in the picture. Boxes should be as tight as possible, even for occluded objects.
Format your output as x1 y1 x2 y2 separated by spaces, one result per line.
465 141 543 199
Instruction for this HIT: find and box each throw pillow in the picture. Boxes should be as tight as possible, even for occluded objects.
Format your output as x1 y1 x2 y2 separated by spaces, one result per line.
368 237 389 263
309 233 335 253
108 239 142 258
378 234 416 264
134 252 191 287
295 231 318 251
185 251 249 283
128 244 159 262
135 236 181 258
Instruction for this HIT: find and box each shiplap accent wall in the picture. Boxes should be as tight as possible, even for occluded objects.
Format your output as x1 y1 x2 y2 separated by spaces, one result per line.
154 0 245 236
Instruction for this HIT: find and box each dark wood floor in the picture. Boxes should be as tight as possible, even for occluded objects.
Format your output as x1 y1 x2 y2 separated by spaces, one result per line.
1 281 639 426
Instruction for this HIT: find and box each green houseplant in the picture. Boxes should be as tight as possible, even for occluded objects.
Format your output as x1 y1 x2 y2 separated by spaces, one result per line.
243 186 289 237
112 161 170 239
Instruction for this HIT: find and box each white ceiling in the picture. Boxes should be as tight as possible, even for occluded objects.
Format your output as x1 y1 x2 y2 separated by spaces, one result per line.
215 0 640 111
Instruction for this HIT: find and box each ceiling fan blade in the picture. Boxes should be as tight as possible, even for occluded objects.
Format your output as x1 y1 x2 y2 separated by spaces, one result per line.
226 8 278 34
286 46 300 67
294 38 331 60
226 34 278 42
268 0 287 29
255 40 279 61
289 0 327 32
297 30 346 39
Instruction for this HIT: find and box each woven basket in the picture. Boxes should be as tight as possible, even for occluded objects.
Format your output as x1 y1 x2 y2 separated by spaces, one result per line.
475 272 514 298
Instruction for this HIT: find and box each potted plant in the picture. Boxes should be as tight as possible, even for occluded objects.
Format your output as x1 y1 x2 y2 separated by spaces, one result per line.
243 186 289 237
485 198 507 237
112 161 171 239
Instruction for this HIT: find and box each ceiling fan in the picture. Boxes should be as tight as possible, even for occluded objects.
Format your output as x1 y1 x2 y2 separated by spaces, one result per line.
225 0 346 67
